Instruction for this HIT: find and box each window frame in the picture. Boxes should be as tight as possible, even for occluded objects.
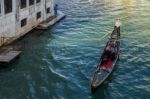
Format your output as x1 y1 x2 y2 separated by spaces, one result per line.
4 0 13 14
36 11 41 20
21 18 27 27
29 0 34 6
46 8 50 14
36 0 41 3
20 0 27 9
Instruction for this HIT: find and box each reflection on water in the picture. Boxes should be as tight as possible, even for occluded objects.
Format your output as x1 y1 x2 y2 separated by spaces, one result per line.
0 0 150 99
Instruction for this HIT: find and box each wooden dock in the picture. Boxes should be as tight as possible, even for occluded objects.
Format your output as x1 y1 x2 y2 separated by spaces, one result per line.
0 47 21 64
36 10 66 30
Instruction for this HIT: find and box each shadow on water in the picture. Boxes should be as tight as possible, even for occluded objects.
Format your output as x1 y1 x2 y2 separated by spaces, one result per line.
0 58 20 73
0 27 54 75
0 27 54 66
91 81 109 99
10 29 55 54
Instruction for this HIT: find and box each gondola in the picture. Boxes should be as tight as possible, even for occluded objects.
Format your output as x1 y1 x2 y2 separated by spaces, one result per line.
91 20 121 93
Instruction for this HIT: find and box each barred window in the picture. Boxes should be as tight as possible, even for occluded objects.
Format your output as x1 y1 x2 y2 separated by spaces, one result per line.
21 18 27 27
36 12 41 20
4 0 12 14
20 0 27 9
29 0 34 6
36 0 41 3
47 8 50 14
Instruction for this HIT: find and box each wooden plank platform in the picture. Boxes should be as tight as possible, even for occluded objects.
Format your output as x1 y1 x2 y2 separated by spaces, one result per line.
36 10 66 30
0 51 21 63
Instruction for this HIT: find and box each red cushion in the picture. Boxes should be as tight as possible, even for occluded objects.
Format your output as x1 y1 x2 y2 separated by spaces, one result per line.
102 59 112 68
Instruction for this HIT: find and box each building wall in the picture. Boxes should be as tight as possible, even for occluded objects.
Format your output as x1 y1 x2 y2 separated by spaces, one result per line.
0 0 55 46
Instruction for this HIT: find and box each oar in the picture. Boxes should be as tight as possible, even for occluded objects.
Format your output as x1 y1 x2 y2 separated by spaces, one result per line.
96 32 111 44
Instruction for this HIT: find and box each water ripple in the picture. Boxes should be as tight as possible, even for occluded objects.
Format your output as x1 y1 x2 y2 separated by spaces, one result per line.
0 0 150 99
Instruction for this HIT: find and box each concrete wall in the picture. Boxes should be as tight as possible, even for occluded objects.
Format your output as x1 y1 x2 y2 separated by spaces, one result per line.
0 0 54 46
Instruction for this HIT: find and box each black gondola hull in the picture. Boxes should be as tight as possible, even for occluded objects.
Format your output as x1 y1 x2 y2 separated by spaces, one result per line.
91 24 121 93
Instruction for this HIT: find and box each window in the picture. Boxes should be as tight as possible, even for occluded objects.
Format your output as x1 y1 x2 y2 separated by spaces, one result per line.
46 8 50 14
21 18 27 27
29 0 34 6
20 0 27 9
36 0 41 3
36 12 41 20
4 0 12 14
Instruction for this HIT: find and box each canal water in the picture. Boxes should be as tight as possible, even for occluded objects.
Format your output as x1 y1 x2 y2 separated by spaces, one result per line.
0 0 150 99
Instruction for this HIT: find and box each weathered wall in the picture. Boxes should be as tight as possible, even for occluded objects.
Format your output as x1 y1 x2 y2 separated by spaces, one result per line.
0 0 54 46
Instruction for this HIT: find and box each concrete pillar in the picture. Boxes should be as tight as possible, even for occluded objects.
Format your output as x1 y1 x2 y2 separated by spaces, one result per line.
12 0 16 13
43 0 47 20
51 0 55 16
15 0 20 37
1 0 4 16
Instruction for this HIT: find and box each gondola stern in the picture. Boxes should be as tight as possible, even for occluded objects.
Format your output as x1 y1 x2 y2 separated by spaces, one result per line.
91 84 98 94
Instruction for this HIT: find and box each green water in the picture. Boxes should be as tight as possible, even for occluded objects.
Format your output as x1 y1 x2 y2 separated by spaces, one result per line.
0 0 150 99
